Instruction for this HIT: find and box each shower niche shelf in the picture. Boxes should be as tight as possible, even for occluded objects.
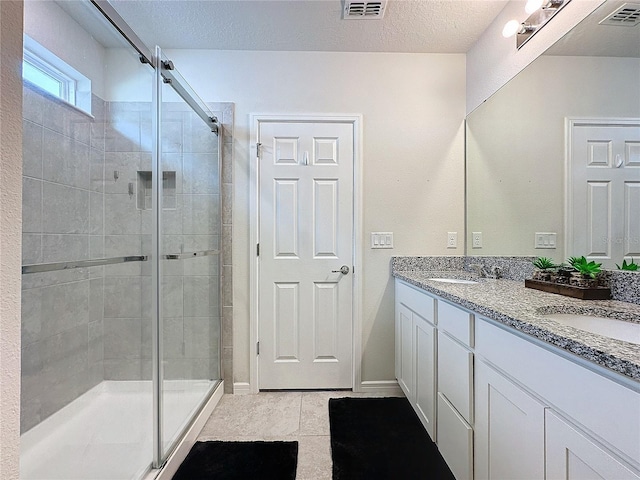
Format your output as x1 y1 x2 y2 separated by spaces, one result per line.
137 171 176 210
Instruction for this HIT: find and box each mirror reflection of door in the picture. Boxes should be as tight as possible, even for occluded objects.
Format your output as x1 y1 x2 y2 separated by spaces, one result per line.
567 119 640 267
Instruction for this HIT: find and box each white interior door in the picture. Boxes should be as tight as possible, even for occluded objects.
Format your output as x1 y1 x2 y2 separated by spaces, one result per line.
257 120 354 389
568 120 640 266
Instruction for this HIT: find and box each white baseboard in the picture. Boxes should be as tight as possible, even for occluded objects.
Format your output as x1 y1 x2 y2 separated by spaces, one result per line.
146 380 225 480
358 380 404 396
233 382 252 395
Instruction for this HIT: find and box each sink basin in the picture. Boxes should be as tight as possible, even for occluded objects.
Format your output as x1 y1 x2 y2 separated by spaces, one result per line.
428 278 478 285
544 313 640 345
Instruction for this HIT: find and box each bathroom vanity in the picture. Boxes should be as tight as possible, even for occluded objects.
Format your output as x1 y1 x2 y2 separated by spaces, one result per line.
393 259 640 480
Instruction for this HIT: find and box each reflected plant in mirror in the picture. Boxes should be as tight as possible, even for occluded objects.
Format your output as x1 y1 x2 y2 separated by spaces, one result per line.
466 0 640 268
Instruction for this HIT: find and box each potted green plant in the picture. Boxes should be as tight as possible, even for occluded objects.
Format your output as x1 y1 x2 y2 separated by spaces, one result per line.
532 257 556 282
568 256 602 288
616 258 638 271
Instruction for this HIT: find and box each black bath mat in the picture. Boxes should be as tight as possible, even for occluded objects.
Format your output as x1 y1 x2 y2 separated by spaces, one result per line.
329 397 455 480
172 440 298 480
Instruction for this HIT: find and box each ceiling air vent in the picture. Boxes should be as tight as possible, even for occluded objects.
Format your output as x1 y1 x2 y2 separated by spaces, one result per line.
343 1 387 20
599 3 640 27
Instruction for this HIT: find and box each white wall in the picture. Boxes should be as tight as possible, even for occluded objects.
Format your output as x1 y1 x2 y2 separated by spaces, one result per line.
23 0 107 98
466 0 604 114
156 50 466 386
0 1 23 478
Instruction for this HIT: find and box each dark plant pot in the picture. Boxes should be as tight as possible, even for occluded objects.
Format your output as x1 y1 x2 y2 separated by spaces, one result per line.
570 272 598 288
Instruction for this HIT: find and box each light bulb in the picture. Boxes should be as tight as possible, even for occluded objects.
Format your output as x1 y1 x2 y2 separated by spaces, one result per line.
525 0 544 14
502 20 520 38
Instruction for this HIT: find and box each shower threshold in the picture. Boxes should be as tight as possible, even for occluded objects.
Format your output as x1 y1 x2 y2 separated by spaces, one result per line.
20 380 215 480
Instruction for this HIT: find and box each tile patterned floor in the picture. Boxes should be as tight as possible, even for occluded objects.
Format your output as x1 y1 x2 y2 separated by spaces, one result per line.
197 391 403 480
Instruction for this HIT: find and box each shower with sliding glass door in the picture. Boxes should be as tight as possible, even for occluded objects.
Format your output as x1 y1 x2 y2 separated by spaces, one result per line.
20 1 226 478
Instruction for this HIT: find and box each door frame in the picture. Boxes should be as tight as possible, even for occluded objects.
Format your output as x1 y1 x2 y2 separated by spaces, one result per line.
248 114 363 394
564 117 640 260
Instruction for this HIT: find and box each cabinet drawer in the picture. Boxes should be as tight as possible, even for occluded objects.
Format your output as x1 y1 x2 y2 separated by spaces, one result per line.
438 300 474 347
438 331 473 424
438 392 473 480
396 280 435 324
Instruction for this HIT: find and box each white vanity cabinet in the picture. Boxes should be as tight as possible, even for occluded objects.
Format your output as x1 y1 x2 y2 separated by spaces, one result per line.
395 277 640 480
475 317 640 480
395 280 437 439
437 300 475 480
474 359 546 480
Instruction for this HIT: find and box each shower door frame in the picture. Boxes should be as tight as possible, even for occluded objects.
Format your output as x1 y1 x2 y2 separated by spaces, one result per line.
90 1 223 471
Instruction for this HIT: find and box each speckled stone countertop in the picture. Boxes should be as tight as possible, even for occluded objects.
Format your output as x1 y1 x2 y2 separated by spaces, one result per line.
393 269 640 382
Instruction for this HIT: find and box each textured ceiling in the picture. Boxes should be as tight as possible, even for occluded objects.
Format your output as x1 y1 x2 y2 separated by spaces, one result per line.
96 0 510 53
545 0 640 57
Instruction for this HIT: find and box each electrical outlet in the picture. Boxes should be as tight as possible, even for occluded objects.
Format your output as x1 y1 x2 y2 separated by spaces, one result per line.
447 232 457 248
472 232 483 249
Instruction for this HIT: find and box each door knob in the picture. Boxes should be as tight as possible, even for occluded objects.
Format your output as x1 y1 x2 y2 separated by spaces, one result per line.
332 265 350 275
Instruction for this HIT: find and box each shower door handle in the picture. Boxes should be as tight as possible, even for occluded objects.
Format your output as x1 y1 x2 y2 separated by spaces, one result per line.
332 265 350 275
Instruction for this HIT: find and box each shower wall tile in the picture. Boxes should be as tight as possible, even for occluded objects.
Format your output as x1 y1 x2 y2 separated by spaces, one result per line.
104 194 141 235
163 276 184 318
183 153 219 194
89 278 104 324
23 84 45 125
90 147 105 193
183 276 219 318
23 120 43 179
222 142 232 184
22 268 89 291
103 276 142 318
42 234 89 263
21 288 42 346
162 317 185 359
222 266 233 308
183 194 220 235
42 98 91 145
183 112 217 153
103 359 144 381
22 233 42 265
222 307 233 349
184 316 218 359
103 318 142 360
42 182 90 234
22 177 42 234
161 117 183 153
222 225 232 267
89 192 104 235
222 183 232 226
43 128 91 189
105 109 142 153
103 152 141 194
39 281 90 339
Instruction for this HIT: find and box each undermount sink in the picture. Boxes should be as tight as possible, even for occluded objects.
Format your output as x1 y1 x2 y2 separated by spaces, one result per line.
428 278 478 285
543 313 640 345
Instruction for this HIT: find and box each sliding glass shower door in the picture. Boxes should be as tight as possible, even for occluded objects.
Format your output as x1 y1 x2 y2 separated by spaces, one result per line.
156 49 221 460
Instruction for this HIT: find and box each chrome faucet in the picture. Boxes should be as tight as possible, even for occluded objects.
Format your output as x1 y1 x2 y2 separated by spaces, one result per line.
469 263 502 279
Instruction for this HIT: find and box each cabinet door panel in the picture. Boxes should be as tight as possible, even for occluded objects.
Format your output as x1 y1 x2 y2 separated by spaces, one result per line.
438 392 473 480
397 303 415 400
475 360 546 480
415 315 436 440
438 331 473 423
546 410 640 480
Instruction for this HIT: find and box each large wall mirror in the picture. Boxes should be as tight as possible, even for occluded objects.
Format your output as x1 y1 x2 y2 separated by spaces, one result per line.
466 0 640 268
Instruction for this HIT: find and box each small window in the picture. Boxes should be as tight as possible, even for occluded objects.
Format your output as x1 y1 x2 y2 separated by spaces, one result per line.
22 35 92 115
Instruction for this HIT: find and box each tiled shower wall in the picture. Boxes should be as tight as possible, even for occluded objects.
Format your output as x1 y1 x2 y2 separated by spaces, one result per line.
20 83 233 432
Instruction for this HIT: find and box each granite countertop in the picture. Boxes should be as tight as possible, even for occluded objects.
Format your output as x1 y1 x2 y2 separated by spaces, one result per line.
393 269 640 382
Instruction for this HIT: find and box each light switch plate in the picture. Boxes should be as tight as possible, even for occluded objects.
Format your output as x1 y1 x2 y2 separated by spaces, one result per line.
535 232 557 249
371 232 393 249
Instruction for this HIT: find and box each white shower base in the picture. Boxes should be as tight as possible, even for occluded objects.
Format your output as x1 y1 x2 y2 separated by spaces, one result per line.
20 380 215 480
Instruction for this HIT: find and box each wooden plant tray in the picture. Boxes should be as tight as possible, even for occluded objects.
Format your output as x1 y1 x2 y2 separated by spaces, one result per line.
525 279 611 300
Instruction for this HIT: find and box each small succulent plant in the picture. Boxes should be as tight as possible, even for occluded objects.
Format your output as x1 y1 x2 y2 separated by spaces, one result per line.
532 257 556 270
570 256 602 279
616 258 639 271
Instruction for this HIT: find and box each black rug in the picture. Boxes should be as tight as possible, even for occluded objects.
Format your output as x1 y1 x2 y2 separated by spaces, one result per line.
329 397 456 480
172 440 298 480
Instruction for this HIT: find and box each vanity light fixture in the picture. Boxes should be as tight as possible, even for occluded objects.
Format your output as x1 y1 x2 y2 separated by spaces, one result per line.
502 0 571 49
